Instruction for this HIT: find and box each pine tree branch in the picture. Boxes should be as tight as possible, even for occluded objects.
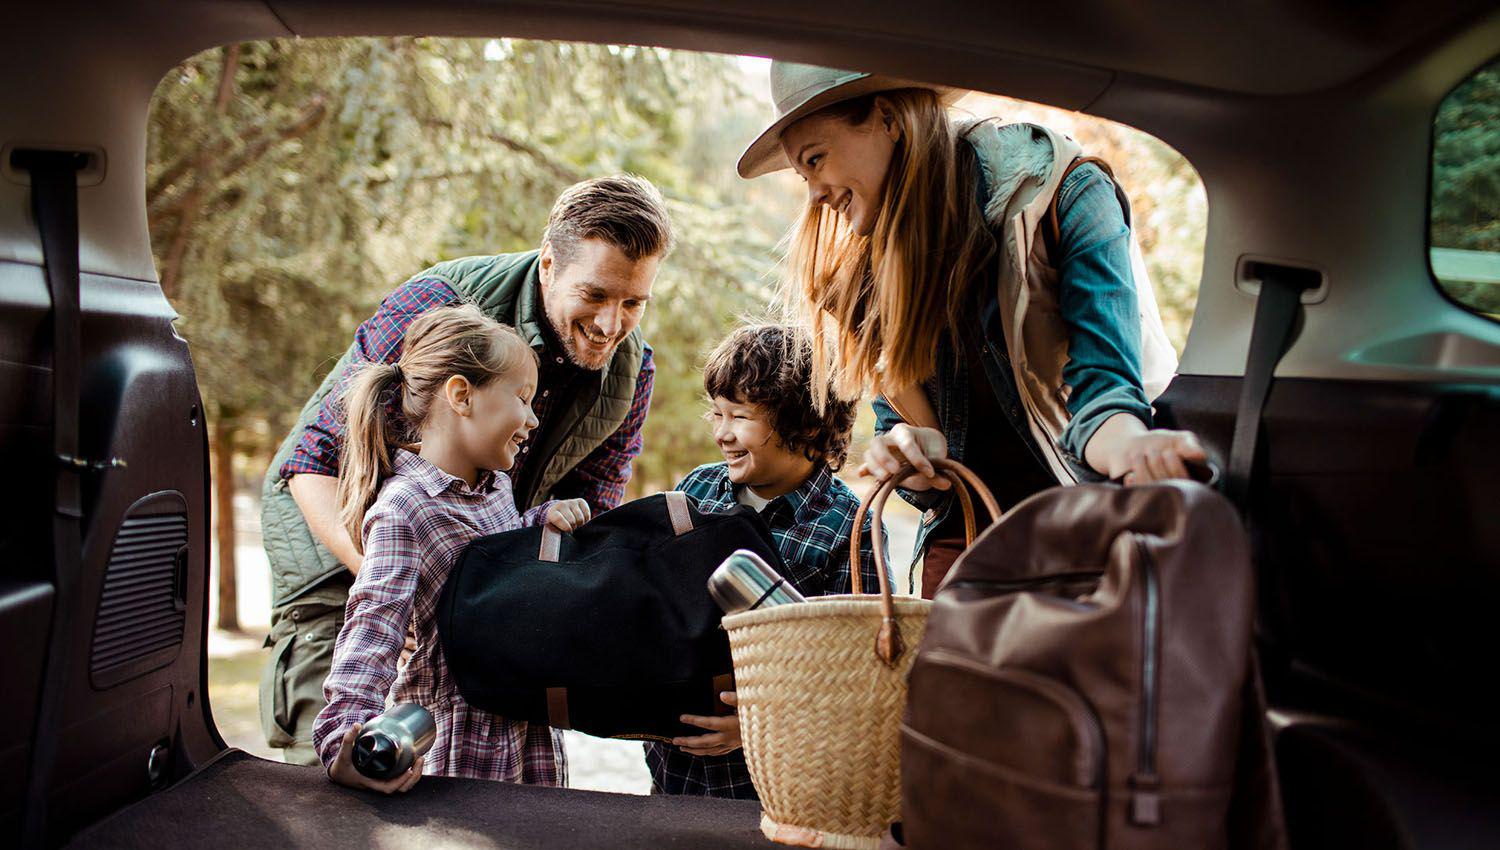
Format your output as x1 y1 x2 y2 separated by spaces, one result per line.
421 119 584 185
151 95 329 222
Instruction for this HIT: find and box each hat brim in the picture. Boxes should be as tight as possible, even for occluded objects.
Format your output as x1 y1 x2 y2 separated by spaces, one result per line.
737 75 965 179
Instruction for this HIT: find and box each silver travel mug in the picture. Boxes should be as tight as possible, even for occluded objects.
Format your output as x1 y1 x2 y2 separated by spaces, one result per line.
353 703 437 780
708 549 806 615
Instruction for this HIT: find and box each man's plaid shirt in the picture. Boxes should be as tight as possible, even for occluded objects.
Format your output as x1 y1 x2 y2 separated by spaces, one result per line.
280 275 654 514
644 461 888 799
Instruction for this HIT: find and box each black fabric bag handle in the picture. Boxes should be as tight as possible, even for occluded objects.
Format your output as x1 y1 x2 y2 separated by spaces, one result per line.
536 490 692 561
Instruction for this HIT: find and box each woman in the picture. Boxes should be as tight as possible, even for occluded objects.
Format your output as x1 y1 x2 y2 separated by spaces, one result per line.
740 62 1206 596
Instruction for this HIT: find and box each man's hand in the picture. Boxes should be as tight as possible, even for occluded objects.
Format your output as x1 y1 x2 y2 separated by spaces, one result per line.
545 498 592 532
673 691 742 757
327 723 424 794
857 424 952 491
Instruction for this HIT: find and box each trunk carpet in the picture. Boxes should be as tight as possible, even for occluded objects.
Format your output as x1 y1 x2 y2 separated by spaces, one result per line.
71 749 771 848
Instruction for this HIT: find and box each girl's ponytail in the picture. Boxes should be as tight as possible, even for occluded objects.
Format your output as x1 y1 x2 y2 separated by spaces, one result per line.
337 362 405 554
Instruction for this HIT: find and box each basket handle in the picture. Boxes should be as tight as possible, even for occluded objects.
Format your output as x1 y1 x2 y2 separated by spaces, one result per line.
851 457 1001 667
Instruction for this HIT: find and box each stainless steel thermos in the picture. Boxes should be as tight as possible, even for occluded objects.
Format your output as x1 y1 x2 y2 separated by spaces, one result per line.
708 549 806 614
353 703 437 780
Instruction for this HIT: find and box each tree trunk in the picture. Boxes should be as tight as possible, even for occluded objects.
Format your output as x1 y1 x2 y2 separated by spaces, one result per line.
212 418 241 632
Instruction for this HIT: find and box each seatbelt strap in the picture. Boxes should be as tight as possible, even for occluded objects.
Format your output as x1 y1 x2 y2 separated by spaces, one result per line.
16 149 89 848
1223 265 1313 850
1225 267 1318 510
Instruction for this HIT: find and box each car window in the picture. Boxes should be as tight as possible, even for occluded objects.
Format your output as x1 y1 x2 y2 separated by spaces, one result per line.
1430 53 1500 321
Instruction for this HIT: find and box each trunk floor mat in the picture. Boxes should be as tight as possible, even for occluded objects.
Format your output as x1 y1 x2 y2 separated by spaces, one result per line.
71 749 769 848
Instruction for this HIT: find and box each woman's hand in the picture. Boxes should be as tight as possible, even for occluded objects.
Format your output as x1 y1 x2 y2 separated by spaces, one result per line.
327 723 424 794
545 498 592 532
857 424 952 491
674 691 742 756
1087 412 1207 485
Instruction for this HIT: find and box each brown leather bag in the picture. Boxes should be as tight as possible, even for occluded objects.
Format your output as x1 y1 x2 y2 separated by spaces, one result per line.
889 459 1286 849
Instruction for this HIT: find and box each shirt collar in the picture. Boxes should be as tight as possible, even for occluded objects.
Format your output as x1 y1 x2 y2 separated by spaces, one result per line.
393 449 502 497
716 461 834 522
780 462 835 523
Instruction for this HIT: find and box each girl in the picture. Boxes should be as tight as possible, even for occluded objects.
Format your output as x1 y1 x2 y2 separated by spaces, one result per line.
739 62 1207 595
312 304 592 793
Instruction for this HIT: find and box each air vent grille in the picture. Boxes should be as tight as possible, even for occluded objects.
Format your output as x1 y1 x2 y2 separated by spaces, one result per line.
90 511 188 686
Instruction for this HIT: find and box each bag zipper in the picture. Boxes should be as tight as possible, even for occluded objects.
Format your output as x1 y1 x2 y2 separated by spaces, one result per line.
1128 534 1162 826
944 570 1102 594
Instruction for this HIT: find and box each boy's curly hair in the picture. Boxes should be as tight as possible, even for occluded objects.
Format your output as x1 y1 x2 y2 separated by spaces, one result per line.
703 324 858 470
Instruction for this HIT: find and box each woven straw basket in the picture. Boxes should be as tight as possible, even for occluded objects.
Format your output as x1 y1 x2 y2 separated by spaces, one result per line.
723 459 1000 849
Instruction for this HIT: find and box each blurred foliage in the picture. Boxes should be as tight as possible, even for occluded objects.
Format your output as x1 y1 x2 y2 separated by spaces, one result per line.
149 39 1205 499
149 38 792 492
1431 57 1500 317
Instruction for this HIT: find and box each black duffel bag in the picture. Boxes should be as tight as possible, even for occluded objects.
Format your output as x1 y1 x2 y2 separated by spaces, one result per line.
436 491 785 741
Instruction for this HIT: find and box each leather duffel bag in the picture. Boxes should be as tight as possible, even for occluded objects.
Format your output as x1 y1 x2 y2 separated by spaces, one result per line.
435 491 785 741
898 478 1285 849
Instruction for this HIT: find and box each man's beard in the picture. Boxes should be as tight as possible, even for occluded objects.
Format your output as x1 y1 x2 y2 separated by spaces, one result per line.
559 330 615 370
546 305 617 371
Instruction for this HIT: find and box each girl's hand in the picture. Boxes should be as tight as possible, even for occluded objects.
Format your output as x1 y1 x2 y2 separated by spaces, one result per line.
857 424 952 491
674 691 742 756
546 498 592 532
1110 429 1207 485
327 723 424 794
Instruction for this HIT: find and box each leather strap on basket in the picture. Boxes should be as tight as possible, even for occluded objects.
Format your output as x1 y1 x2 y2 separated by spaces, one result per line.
851 458 1001 667
537 491 693 561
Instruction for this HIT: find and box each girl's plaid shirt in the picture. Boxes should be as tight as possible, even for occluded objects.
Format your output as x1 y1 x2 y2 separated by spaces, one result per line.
312 450 566 784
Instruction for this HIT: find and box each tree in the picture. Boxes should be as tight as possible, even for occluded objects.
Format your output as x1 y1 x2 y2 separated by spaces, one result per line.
1431 59 1500 316
149 39 787 629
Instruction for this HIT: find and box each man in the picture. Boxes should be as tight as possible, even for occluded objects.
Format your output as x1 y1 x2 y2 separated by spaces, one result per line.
258 175 673 764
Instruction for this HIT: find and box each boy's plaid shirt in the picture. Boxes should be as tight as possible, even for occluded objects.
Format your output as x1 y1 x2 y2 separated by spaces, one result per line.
644 461 888 800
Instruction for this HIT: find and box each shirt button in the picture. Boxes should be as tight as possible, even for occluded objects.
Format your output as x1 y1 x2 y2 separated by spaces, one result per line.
555 357 564 364
542 390 549 397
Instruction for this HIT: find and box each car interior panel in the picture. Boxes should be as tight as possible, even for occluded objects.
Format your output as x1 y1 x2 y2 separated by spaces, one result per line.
3 1 1498 846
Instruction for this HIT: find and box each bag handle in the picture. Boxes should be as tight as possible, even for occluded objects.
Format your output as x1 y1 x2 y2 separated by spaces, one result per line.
851 458 1001 667
537 490 692 561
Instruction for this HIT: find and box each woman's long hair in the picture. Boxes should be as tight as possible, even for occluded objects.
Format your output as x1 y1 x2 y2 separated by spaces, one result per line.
782 88 994 409
337 303 535 553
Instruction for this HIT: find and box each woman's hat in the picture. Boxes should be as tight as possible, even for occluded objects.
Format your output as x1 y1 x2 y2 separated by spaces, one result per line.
737 61 963 179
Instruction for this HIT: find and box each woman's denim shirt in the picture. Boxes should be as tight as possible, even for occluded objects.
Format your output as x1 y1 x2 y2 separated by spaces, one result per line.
873 159 1153 562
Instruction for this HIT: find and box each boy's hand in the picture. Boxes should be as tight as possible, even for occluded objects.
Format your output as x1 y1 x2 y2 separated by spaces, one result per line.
327 723 424 794
546 498 592 532
858 424 952 492
674 691 742 756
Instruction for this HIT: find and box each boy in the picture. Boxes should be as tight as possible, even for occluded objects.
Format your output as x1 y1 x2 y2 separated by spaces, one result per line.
644 323 887 800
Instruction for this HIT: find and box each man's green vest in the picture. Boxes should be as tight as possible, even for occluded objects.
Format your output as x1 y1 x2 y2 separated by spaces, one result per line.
259 251 646 607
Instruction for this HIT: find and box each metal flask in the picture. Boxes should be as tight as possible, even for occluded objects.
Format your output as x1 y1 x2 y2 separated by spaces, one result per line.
708 549 807 615
353 703 437 781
